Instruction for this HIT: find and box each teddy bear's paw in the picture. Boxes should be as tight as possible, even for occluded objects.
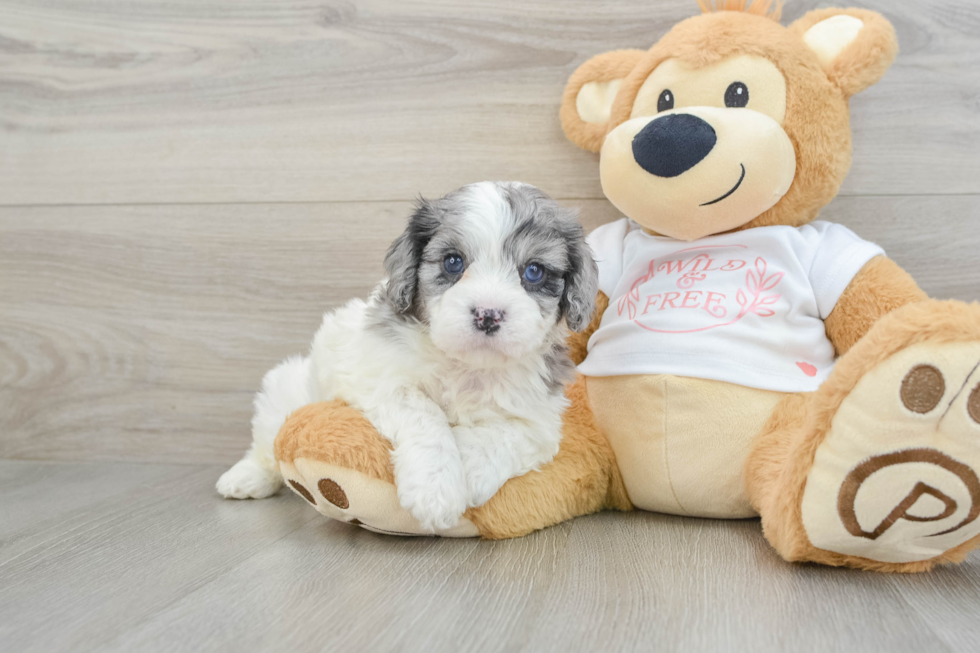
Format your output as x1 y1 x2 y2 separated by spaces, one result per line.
279 458 479 538
216 459 283 499
802 341 980 564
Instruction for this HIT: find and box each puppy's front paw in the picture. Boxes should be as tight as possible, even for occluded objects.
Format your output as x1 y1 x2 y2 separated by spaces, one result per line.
464 469 502 509
396 470 467 532
455 427 507 508
216 459 282 499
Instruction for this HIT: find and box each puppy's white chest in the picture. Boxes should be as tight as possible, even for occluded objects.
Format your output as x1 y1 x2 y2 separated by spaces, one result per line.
427 367 507 425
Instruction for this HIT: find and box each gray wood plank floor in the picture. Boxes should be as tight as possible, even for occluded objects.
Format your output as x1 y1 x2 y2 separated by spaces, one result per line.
2 460 979 653
2 0 980 651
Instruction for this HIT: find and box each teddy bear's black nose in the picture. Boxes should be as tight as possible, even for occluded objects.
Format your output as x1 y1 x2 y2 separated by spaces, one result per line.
631 113 717 178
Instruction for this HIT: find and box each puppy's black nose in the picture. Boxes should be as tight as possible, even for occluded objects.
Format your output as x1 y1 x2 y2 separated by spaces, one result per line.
631 113 717 178
472 308 504 335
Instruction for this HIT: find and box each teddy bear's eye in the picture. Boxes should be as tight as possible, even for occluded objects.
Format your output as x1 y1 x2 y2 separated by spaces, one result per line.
724 82 749 108
657 89 674 112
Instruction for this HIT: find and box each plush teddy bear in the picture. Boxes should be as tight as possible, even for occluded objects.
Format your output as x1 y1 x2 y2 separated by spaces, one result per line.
275 1 980 572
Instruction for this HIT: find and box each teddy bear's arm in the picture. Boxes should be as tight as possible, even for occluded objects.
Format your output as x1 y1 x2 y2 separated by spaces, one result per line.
568 291 609 365
824 256 927 356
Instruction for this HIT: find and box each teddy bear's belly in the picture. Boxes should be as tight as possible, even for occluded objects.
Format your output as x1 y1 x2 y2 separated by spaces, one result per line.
587 374 785 518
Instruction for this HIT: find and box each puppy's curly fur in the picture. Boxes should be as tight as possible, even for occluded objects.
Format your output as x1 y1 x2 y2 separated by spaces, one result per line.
217 182 598 531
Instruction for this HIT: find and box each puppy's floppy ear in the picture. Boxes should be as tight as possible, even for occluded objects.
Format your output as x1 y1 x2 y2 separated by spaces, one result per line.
790 8 898 97
558 212 599 332
560 49 646 153
383 197 440 316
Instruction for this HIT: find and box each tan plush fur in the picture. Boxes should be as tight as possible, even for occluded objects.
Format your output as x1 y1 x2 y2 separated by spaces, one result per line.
788 8 899 97
696 0 783 21
560 50 646 152
275 377 631 540
563 10 866 232
824 255 927 355
589 373 784 517
559 4 977 569
276 401 395 483
468 376 632 539
276 3 979 571
746 300 980 572
560 6 898 234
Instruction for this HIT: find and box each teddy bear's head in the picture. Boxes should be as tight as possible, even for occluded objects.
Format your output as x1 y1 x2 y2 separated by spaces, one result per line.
560 1 897 241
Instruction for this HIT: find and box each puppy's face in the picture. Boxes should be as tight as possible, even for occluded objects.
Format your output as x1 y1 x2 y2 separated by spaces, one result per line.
383 182 598 364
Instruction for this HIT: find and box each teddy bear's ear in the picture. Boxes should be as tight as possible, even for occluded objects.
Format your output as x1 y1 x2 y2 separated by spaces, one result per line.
790 8 898 97
560 49 646 152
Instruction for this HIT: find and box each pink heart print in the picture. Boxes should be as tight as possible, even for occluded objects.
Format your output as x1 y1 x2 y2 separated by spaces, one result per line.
796 362 817 377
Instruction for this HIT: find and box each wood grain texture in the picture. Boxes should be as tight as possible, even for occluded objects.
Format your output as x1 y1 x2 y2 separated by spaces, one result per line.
1 0 979 205
0 199 612 464
2 196 978 464
0 461 316 652
2 1 980 650
1 460 977 653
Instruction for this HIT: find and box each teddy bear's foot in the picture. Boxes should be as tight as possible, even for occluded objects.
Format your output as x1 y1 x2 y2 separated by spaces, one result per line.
279 458 479 537
802 339 980 565
274 400 478 538
274 379 629 541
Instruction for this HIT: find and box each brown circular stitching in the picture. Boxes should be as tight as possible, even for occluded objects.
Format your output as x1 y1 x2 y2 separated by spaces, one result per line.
900 364 945 414
968 383 980 425
837 448 980 540
318 478 349 509
900 486 957 522
288 480 316 505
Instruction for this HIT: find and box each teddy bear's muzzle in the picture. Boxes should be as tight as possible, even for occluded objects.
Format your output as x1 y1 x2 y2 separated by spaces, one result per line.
599 106 796 241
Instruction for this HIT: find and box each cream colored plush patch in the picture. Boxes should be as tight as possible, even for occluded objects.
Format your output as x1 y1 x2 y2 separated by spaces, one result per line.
803 15 864 68
587 374 784 518
632 55 787 125
576 79 622 125
600 105 796 241
801 342 980 563
280 459 480 538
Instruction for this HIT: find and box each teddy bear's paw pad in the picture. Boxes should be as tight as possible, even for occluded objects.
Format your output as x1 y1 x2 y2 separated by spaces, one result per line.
279 459 479 538
802 342 980 563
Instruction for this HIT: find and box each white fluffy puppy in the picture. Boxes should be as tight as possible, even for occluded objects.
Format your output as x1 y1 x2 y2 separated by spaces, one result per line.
216 181 598 531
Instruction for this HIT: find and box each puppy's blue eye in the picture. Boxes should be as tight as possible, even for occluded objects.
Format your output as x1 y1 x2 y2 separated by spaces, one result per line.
522 263 545 284
443 254 464 275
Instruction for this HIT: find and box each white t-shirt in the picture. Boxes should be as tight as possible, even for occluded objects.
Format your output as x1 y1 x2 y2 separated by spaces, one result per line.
579 219 884 392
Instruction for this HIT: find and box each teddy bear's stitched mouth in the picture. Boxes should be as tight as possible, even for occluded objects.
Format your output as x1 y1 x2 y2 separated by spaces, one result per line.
700 163 746 206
